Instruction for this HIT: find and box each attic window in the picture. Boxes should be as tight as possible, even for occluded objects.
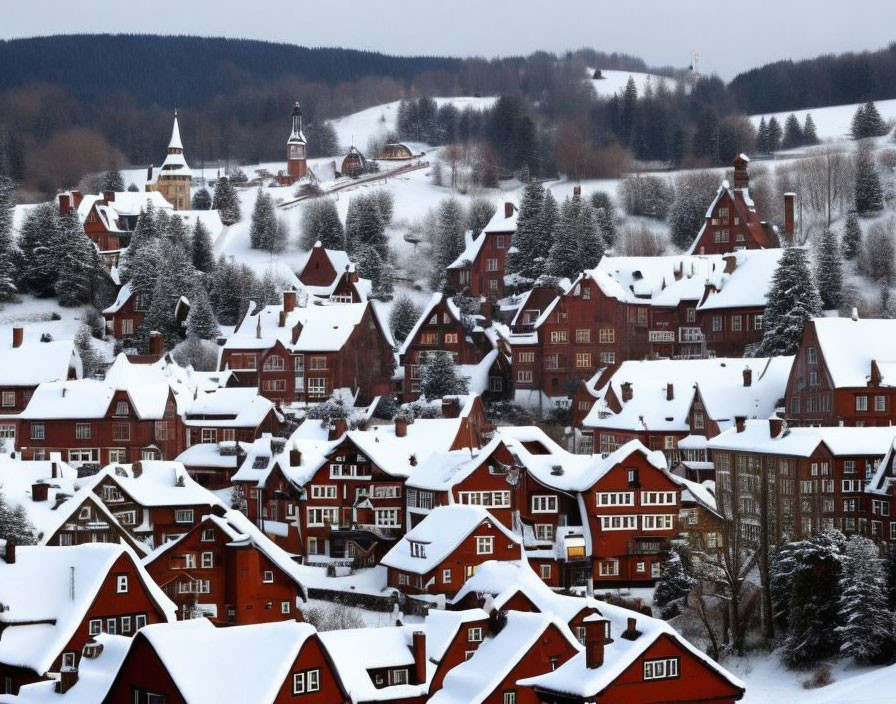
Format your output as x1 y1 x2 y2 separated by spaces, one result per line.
114 401 129 416
253 456 270 469
410 541 427 558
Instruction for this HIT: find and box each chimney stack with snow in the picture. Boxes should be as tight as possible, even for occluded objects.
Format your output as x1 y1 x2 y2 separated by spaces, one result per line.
504 201 514 218
4 540 15 564
666 383 674 401
584 617 608 669
622 617 641 641
784 193 795 242
770 417 784 437
31 483 49 502
329 418 348 440
743 366 752 387
735 416 746 433
289 448 302 466
733 154 749 190
149 331 164 358
621 382 633 403
412 631 426 684
395 417 408 438
283 290 296 314
12 327 23 348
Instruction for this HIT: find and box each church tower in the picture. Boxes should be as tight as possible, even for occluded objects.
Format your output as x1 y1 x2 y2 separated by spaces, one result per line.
286 101 307 181
146 110 192 210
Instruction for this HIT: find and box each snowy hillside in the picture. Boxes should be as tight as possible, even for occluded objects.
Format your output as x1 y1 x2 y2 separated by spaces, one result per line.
750 98 896 141
588 68 680 98
329 96 498 153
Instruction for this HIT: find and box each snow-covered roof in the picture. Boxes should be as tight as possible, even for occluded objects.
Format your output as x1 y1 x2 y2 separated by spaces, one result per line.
812 317 896 388
0 633 130 704
103 281 134 314
588 254 722 307
380 505 520 574
319 625 431 702
697 248 785 311
169 113 183 150
447 229 487 270
0 544 175 675
673 476 719 516
182 387 274 428
136 619 318 704
429 611 578 704
98 461 225 510
483 202 518 234
144 509 310 600
0 339 81 386
398 292 462 357
405 436 504 492
175 443 240 469
582 356 793 433
707 419 896 457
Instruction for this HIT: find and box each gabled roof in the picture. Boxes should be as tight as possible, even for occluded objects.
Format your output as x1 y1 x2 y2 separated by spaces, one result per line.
0 544 175 675
103 280 134 314
447 229 486 270
0 339 81 386
96 461 226 510
482 202 518 234
143 509 310 600
405 435 504 492
812 317 896 388
380 505 520 574
398 292 463 356
135 619 318 704
168 113 184 150
182 387 275 428
582 356 793 433
686 177 776 254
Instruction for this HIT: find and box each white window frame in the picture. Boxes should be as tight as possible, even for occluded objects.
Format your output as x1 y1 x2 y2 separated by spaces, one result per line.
475 536 494 555
531 495 558 513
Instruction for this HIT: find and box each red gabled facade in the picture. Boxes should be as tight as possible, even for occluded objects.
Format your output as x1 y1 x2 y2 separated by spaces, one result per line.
103 286 148 341
446 202 518 301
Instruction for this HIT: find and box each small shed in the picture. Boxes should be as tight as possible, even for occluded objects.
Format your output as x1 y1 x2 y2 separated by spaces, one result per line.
341 146 367 177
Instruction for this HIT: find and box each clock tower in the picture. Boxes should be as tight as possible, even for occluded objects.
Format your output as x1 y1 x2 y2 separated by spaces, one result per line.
286 101 307 181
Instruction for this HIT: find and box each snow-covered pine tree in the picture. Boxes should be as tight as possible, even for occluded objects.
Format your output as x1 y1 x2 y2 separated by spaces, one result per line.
577 200 605 269
547 192 606 280
165 214 189 253
836 535 896 665
213 176 241 225
536 189 560 267
855 139 884 214
185 287 220 340
756 244 822 356
129 237 163 306
300 197 345 250
465 197 495 238
767 116 783 152
16 202 61 297
591 193 616 247
346 194 387 259
862 101 888 137
191 219 215 273
249 190 276 250
353 242 394 299
842 211 862 259
756 117 770 153
269 216 288 255
119 200 159 285
668 171 719 251
781 531 846 669
0 175 17 304
0 493 36 545
252 270 283 310
803 114 819 145
101 168 125 192
653 547 696 619
851 104 867 140
191 187 212 210
420 349 470 399
54 210 96 307
506 179 545 281
74 324 101 378
815 226 843 310
782 113 804 149
389 294 422 343
140 274 180 350
430 197 466 289
209 257 246 327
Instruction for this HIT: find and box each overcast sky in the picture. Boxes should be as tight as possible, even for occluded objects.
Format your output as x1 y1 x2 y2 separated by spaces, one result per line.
4 1 896 80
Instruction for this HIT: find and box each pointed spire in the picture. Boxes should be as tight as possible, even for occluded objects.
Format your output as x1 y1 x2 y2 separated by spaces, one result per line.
168 110 184 151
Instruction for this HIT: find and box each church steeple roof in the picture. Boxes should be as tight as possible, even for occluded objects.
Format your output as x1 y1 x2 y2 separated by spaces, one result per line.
168 110 184 152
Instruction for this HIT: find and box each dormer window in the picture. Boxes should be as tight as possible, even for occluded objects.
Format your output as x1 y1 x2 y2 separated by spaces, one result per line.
115 401 129 416
253 456 269 469
409 541 427 558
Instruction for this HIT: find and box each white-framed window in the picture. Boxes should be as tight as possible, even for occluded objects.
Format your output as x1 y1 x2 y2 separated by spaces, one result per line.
108 448 126 463
531 495 557 513
643 657 680 681
475 536 494 554
1 391 15 407
642 514 674 531
731 315 742 332
75 422 91 439
106 618 117 635
292 669 321 694
712 315 723 332
389 670 408 686
263 570 274 583
307 507 339 526
442 567 452 583
575 329 591 343
575 352 592 368
516 370 533 384
640 491 677 506
115 401 129 416
375 508 401 527
534 524 554 541
121 319 134 336
112 423 130 442
444 332 459 344
458 490 511 508
599 515 638 531
281 601 291 614
549 330 568 344
517 351 535 363
876 395 887 412
598 328 615 344
410 542 427 558
201 528 215 542
598 559 619 576
30 422 45 440
596 492 634 507
135 614 147 630
468 626 483 642
486 258 499 272
121 615 132 634
539 563 552 580
308 378 328 396
175 509 194 523
88 619 101 635
856 395 868 412
263 355 285 372
116 574 128 593
183 553 197 569
310 485 337 499
200 552 214 568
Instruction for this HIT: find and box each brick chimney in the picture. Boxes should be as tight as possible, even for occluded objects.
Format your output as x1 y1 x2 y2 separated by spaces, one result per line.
149 331 164 357
479 297 492 319
412 631 426 684
56 667 78 694
743 366 752 387
71 190 83 209
504 202 514 218
584 617 607 669
442 397 461 419
329 418 348 440
409 453 417 467
666 383 673 401
723 255 737 275
58 193 72 215
621 382 633 403
132 461 143 479
395 417 408 438
289 448 302 466
770 417 784 437
784 193 795 242
103 190 115 203
12 327 23 348
279 310 287 327
732 154 749 190
735 416 746 433
4 540 15 564
573 185 582 198
621 617 641 641
31 483 49 502
283 290 296 314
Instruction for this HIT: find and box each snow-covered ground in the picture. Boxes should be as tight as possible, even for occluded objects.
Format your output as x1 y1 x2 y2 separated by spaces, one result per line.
588 68 681 98
750 98 896 141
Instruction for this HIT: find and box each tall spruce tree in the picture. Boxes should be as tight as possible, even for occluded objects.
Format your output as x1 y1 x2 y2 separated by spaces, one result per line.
803 114 819 145
506 179 545 282
300 197 344 250
0 175 17 304
756 117 770 153
191 219 215 273
815 227 843 310
185 287 220 340
756 244 822 356
836 535 896 665
420 349 470 399
101 168 125 192
538 189 560 257
767 116 783 152
547 192 605 280
213 176 241 225
54 210 96 307
346 194 387 259
389 294 422 343
653 548 695 619
119 201 159 285
430 198 466 289
842 211 862 259
191 187 212 210
249 190 277 250
783 113 804 149
16 202 61 297
855 140 884 214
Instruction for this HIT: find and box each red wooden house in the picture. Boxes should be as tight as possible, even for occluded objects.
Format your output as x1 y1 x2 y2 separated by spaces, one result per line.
219 291 395 405
0 544 175 695
296 243 369 302
0 329 80 430
101 619 347 704
784 316 896 427
445 201 518 300
102 282 149 341
181 387 279 450
687 154 778 256
381 505 521 597
144 509 307 624
399 293 510 402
